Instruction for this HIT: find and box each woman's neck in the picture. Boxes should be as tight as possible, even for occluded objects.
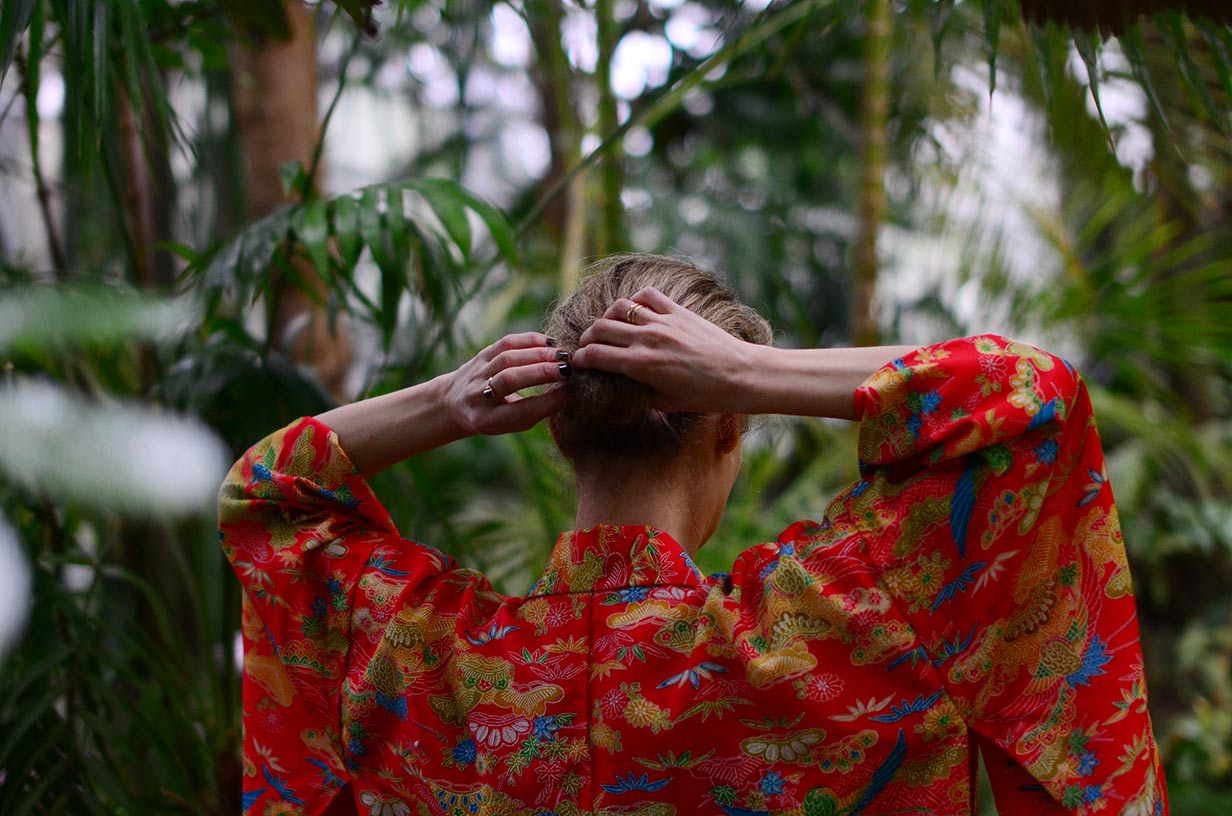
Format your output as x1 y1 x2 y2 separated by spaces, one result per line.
572 458 709 557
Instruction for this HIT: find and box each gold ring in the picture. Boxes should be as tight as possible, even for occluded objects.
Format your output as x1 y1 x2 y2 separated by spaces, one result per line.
483 376 499 401
626 303 644 324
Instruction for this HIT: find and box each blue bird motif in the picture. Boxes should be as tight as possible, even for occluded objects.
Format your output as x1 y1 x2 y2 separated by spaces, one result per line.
241 787 265 812
1026 397 1059 431
1066 635 1112 688
870 690 944 723
949 459 980 558
930 561 988 612
657 662 728 689
847 729 908 816
261 765 307 805
464 621 520 646
374 690 408 719
601 772 671 794
758 540 796 581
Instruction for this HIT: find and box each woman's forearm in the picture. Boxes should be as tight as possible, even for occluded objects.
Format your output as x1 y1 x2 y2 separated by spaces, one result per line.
315 375 467 478
738 344 918 420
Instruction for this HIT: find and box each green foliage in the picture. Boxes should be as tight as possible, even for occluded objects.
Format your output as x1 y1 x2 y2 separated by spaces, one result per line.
2 0 1232 812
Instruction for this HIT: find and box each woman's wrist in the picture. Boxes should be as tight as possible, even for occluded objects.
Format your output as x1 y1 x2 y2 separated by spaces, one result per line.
316 374 470 478
737 343 917 419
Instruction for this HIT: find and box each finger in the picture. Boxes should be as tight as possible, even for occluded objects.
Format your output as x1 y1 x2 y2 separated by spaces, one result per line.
570 342 637 377
578 317 640 349
485 346 569 376
495 388 568 429
632 286 684 315
601 297 661 326
488 359 571 398
479 332 556 362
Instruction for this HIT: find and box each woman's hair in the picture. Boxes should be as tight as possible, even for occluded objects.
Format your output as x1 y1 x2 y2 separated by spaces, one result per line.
545 253 773 463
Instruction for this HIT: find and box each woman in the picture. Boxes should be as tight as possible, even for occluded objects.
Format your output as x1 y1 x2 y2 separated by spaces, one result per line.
221 254 1166 816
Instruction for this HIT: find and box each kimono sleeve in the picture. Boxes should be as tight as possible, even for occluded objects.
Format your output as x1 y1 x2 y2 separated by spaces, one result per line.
854 336 1167 815
219 416 454 814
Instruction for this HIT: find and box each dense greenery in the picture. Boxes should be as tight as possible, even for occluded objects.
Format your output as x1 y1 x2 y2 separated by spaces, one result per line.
1 1 1230 813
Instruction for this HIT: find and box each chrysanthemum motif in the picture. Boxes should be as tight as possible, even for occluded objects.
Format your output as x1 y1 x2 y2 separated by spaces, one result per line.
468 712 531 748
359 790 411 816
624 695 667 729
795 672 844 703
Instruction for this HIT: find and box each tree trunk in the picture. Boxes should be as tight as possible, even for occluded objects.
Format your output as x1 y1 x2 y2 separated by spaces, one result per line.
852 0 890 347
232 2 351 394
526 0 587 290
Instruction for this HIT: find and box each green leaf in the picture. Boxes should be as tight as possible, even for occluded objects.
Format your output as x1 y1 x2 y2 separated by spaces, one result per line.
1074 31 1114 143
293 202 331 273
1196 20 1232 104
983 0 1003 97
1120 25 1172 137
20 1 41 167
1161 13 1229 134
930 0 955 78
0 379 228 513
334 0 380 36
332 193 363 268
280 159 307 199
0 286 193 352
216 0 292 41
0 0 37 83
414 178 520 267
411 178 473 261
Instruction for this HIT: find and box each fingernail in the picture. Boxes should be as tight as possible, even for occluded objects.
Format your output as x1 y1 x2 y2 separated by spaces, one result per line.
555 350 570 362
558 363 572 377
546 337 557 347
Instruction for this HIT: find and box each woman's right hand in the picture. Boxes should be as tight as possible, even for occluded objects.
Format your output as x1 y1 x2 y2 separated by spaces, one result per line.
571 286 917 420
570 287 761 414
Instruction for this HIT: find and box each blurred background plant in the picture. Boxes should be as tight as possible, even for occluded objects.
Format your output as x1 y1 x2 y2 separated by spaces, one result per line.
1 0 1230 812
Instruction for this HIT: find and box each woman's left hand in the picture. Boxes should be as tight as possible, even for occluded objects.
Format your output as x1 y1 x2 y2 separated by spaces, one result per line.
442 332 571 437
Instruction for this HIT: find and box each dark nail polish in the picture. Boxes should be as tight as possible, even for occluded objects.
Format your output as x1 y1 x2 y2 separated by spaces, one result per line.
555 350 570 362
558 362 572 377
546 337 557 347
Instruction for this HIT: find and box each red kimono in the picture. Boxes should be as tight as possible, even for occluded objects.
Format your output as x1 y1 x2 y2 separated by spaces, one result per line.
220 335 1167 816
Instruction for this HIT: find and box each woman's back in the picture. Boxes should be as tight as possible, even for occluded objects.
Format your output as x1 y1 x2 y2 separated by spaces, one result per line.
222 335 1164 815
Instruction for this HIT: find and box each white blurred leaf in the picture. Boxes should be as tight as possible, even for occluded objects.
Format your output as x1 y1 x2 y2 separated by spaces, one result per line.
0 287 193 352
0 512 31 663
0 380 229 513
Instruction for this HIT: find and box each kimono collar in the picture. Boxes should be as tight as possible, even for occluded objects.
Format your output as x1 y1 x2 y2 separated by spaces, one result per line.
528 524 705 596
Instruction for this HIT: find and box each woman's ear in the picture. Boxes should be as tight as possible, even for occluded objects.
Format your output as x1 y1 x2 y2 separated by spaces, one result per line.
715 413 742 455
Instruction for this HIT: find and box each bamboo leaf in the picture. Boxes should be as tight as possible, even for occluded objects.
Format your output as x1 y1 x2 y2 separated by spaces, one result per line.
1195 19 1232 103
983 0 1003 96
1160 13 1230 134
1027 23 1059 120
0 0 36 83
1120 24 1172 137
411 179 472 261
931 0 955 78
1074 31 1114 140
